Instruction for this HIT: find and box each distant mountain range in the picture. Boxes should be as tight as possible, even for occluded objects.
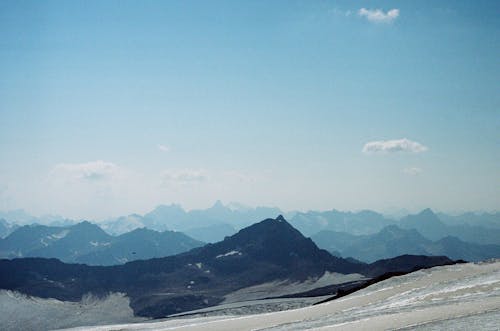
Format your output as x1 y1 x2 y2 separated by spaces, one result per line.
312 224 500 263
437 211 500 229
399 208 500 245
0 218 18 238
289 209 396 237
0 221 203 265
1 204 499 263
0 216 456 318
1 204 498 243
99 201 287 242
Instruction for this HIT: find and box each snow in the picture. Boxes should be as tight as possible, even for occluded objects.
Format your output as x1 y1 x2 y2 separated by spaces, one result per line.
48 230 69 240
223 272 365 304
0 292 146 331
53 260 500 331
216 250 242 259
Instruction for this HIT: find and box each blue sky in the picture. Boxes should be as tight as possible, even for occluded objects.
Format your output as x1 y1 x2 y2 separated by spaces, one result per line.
0 1 498 219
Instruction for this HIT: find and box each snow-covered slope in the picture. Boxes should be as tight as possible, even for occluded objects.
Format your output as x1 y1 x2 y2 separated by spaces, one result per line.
0 292 146 331
58 260 500 331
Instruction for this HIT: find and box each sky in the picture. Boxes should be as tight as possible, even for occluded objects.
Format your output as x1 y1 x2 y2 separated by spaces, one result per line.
0 1 499 220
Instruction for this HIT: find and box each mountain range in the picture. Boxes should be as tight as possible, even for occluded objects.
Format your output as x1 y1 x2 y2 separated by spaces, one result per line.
0 218 18 238
1 206 499 264
99 205 500 247
1 204 498 244
0 221 203 265
399 208 500 245
0 216 456 318
99 201 287 242
289 209 396 237
312 224 500 263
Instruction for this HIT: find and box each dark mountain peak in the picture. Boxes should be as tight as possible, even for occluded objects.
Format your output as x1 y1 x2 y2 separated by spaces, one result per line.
275 214 286 222
419 208 437 218
401 208 444 226
238 216 297 237
73 220 94 227
192 215 346 274
72 221 105 231
69 221 110 239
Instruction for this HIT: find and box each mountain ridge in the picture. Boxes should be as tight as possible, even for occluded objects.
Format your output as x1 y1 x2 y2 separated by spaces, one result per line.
0 221 203 265
0 216 457 318
312 224 500 262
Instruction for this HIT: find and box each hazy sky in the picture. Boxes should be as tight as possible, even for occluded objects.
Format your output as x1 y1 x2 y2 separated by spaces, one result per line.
0 1 498 219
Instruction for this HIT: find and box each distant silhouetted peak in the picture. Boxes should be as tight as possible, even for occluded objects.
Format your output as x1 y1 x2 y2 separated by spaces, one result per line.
211 200 225 209
71 221 109 236
276 215 286 222
221 216 304 249
74 221 95 228
419 208 436 217
196 215 340 273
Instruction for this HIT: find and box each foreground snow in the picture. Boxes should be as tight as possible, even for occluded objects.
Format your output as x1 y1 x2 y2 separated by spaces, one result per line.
59 260 500 330
0 292 146 331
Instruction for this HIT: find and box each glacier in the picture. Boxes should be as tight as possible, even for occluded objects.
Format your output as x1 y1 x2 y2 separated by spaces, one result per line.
2 260 499 331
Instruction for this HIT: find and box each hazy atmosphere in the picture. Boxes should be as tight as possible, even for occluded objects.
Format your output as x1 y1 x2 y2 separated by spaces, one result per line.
1 3 499 330
1 1 498 219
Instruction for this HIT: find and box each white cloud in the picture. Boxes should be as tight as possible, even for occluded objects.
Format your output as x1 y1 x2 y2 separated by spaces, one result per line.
157 144 170 152
403 167 423 176
358 8 399 23
362 138 428 154
51 161 122 181
161 169 208 184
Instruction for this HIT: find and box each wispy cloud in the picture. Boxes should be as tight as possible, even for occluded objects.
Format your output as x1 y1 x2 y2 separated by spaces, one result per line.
51 161 122 181
157 144 170 153
362 138 428 154
403 167 423 176
358 8 399 23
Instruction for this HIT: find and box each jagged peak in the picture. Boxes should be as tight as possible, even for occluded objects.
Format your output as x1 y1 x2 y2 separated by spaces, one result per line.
276 214 286 222
74 220 94 227
419 208 436 216
211 200 226 209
